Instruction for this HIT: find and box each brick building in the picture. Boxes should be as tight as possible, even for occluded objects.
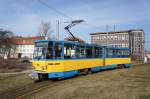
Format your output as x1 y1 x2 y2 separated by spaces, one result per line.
90 29 145 60
13 36 45 58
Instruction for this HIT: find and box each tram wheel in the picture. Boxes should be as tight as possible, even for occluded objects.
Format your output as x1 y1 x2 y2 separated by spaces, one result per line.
88 69 92 74
117 64 124 69
79 69 89 75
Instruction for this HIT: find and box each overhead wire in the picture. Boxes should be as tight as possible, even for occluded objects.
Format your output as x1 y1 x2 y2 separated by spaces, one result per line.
37 0 101 28
37 0 73 20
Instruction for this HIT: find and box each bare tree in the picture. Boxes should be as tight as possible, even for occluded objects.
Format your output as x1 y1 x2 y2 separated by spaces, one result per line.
38 21 54 39
0 28 16 59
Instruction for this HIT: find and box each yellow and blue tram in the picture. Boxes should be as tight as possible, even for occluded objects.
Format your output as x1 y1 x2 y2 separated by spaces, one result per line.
31 40 131 80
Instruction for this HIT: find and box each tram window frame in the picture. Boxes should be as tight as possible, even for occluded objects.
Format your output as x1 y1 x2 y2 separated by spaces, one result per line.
115 49 119 57
113 49 117 57
110 49 114 58
86 46 93 58
107 48 113 58
125 50 127 57
124 50 130 57
94 47 100 58
121 50 124 57
116 50 121 57
76 45 85 58
118 49 121 57
123 50 126 57
127 50 130 57
106 48 108 58
107 48 109 58
46 41 54 59
64 44 76 59
54 43 63 59
99 47 103 58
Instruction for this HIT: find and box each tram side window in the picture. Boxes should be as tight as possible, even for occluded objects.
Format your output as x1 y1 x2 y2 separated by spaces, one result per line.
55 43 62 59
94 47 99 58
99 48 102 58
107 48 113 58
114 49 119 58
46 46 53 59
123 50 125 57
121 50 124 57
64 45 75 59
86 47 92 58
124 50 130 57
115 50 119 57
76 46 85 58
110 49 113 57
113 50 116 57
106 48 109 57
117 50 121 57
127 50 130 57
122 50 125 57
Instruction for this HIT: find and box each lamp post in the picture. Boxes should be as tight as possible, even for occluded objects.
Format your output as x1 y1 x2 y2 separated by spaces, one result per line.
56 20 60 40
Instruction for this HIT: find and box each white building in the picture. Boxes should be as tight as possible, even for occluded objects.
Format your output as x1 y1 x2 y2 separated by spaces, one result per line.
14 36 45 58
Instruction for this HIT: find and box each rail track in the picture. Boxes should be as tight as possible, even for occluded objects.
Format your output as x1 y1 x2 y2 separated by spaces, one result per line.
0 70 31 81
0 73 26 81
1 79 66 99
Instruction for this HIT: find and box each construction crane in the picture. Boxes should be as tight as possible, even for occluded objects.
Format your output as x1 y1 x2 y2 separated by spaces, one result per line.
64 20 85 43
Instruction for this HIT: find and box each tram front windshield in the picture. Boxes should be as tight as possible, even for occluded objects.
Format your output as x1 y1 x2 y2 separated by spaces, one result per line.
33 42 53 59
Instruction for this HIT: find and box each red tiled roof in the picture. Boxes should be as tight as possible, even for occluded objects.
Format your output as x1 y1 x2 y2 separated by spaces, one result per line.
12 36 45 45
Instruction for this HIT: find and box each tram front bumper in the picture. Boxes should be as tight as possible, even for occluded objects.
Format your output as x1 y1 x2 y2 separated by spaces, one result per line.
29 72 39 81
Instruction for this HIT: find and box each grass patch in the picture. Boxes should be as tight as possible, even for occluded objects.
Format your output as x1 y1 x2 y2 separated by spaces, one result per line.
0 63 150 99
0 73 33 96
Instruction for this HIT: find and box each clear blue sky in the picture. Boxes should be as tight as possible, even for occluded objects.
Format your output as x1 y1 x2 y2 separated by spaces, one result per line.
0 0 150 50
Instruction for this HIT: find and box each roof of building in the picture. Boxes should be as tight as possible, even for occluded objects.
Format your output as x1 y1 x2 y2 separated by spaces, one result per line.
89 29 144 35
12 36 45 45
145 51 150 54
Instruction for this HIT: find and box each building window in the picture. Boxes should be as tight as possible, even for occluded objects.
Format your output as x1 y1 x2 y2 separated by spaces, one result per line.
126 43 129 47
103 36 106 40
122 35 125 40
122 44 125 47
126 35 129 40
110 36 114 40
114 36 117 40
93 36 99 40
27 49 29 52
108 36 110 40
23 49 25 52
100 36 103 40
118 35 120 40
134 48 136 51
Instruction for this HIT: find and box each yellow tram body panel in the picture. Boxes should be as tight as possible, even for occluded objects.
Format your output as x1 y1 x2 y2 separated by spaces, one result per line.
105 58 131 66
32 58 103 72
32 60 64 72
32 58 131 73
63 59 104 71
